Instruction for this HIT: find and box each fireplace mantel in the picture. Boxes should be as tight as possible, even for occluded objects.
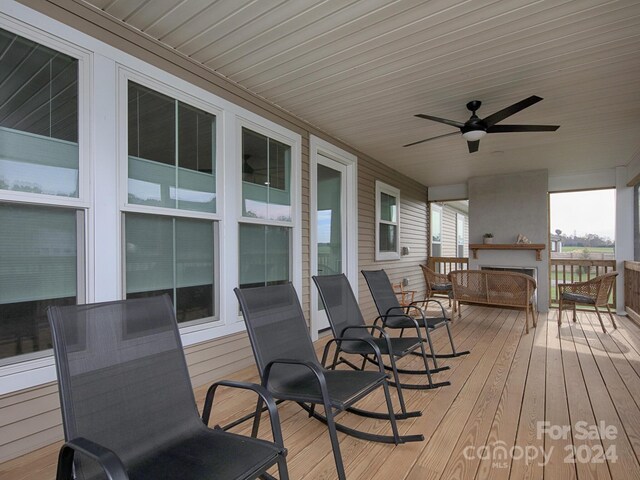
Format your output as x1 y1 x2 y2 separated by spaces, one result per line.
469 243 546 261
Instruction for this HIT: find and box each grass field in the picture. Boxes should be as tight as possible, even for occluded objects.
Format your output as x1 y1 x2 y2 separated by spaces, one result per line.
561 246 614 253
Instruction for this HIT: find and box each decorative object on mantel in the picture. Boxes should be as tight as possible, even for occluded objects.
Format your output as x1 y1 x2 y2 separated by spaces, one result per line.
468 243 546 261
483 233 494 244
516 234 531 244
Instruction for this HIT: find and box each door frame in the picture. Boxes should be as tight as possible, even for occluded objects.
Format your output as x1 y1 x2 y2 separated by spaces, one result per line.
310 135 358 340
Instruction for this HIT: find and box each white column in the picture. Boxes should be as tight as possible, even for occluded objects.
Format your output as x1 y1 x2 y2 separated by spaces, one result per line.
91 54 121 302
616 166 634 314
221 111 238 326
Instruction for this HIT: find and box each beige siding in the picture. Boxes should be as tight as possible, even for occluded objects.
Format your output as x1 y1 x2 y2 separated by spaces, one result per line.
433 204 469 258
357 157 429 323
441 205 458 257
0 0 427 463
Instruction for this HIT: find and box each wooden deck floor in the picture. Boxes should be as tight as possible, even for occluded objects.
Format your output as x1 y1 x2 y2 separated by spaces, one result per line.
3 305 640 480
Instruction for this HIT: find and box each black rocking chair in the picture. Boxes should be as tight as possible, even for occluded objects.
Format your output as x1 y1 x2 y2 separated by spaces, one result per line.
234 283 423 480
362 269 470 371
48 295 288 480
313 274 449 403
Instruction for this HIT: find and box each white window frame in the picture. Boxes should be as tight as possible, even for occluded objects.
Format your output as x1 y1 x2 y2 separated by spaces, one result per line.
375 181 401 261
0 14 92 387
431 204 443 257
236 116 302 321
118 68 224 221
0 0 302 394
236 118 297 228
309 135 358 340
118 68 224 329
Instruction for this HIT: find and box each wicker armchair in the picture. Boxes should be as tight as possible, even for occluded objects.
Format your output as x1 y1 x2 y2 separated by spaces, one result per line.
420 264 453 307
392 282 416 307
558 272 618 333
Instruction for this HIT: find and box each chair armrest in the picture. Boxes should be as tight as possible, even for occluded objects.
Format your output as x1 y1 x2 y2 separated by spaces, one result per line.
56 437 128 480
410 299 447 318
321 336 385 374
263 359 325 386
373 311 424 337
263 359 333 408
202 380 285 449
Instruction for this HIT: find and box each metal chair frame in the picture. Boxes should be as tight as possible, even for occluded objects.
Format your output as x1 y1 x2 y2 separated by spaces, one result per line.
362 270 470 371
235 284 423 480
48 296 289 480
313 274 449 412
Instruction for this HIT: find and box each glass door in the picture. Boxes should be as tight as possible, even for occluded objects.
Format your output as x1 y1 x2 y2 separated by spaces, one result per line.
314 155 347 331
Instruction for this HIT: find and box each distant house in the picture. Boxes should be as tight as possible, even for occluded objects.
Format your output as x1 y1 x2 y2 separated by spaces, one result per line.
551 234 563 253
431 201 469 258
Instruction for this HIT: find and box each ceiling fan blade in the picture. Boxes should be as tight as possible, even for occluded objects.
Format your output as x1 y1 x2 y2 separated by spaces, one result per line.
482 95 543 127
403 131 459 147
487 124 560 133
415 114 464 128
467 140 480 153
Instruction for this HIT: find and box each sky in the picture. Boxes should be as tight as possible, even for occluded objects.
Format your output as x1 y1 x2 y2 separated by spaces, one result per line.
549 189 615 240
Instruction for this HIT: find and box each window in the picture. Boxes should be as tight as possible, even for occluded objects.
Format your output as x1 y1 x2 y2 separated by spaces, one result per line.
128 81 216 213
238 224 290 288
0 204 82 363
239 127 293 288
457 213 465 257
125 81 218 325
0 28 79 198
124 213 215 324
0 28 84 364
241 127 291 221
375 181 400 261
431 204 442 257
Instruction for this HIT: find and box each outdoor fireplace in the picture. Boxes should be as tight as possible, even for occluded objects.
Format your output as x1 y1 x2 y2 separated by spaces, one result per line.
481 266 538 304
480 266 537 280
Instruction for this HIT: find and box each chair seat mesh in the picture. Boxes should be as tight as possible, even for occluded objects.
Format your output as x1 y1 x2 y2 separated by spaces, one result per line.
49 295 283 480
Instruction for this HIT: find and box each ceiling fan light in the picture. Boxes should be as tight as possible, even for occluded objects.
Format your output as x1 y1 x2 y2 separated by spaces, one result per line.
462 129 487 141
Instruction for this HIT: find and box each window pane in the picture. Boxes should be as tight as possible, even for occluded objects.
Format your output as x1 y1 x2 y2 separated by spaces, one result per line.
380 192 397 222
242 128 292 222
177 103 216 213
128 82 176 208
128 82 216 213
239 224 290 288
0 28 79 198
0 203 77 359
175 218 214 322
125 214 173 294
431 208 441 243
125 213 214 324
379 223 397 253
457 215 465 245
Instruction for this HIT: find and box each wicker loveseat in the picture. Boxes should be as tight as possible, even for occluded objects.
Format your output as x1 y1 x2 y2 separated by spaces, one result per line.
449 270 538 334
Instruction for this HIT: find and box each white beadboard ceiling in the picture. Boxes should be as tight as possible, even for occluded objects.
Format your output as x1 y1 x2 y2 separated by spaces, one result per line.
84 0 640 187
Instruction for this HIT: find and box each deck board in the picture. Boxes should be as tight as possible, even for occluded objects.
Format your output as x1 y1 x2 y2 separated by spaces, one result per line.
2 307 640 480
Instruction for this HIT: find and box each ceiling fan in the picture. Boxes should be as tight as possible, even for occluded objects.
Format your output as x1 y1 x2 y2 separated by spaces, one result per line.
404 95 559 153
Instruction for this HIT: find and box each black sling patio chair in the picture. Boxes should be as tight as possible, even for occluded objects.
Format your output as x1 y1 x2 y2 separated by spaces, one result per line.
234 283 423 480
48 295 288 480
313 274 449 403
362 270 470 371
